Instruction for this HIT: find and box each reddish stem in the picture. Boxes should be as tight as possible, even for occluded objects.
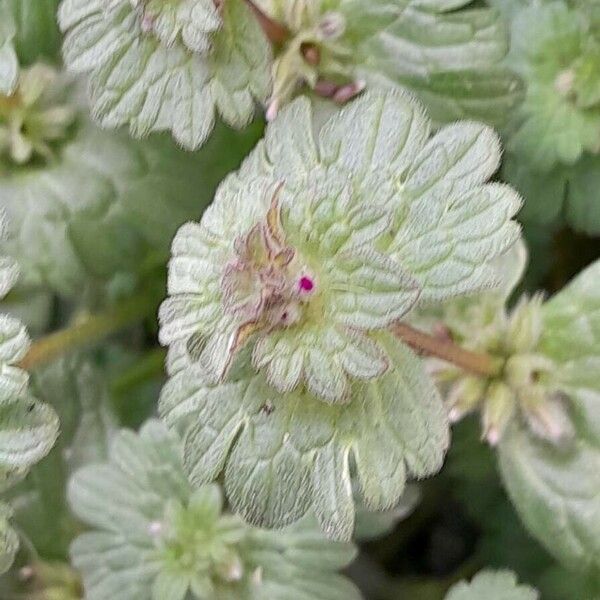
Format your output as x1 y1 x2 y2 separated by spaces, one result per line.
243 0 290 45
390 322 501 377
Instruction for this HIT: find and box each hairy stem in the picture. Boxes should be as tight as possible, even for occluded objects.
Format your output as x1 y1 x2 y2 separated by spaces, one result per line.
390 322 502 378
243 0 290 45
18 294 154 371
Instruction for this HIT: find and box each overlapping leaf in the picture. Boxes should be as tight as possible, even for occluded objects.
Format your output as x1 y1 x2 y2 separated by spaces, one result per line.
68 420 360 600
160 333 449 540
445 570 538 600
360 0 522 125
499 259 600 575
0 212 59 573
0 5 17 95
7 357 117 560
0 119 261 300
160 91 520 406
253 91 521 302
59 0 270 150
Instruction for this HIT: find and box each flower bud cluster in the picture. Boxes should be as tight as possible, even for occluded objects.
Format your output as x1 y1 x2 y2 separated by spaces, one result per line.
151 486 259 596
265 0 362 119
0 64 76 168
435 295 574 446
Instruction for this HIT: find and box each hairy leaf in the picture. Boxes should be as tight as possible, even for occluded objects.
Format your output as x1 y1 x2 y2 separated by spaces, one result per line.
160 91 520 401
68 420 359 600
0 6 17 95
362 0 522 124
161 333 449 540
0 502 17 575
499 259 600 574
7 357 117 560
446 570 538 600
59 0 270 149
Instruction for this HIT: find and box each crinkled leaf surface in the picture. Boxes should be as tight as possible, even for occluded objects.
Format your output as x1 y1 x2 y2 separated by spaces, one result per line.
160 333 449 540
499 259 600 574
360 0 522 125
0 502 17 574
445 570 538 600
0 118 261 299
160 91 520 404
68 420 359 600
0 212 58 484
0 398 59 474
135 0 221 55
0 5 18 95
264 92 521 301
59 0 270 149
8 357 117 560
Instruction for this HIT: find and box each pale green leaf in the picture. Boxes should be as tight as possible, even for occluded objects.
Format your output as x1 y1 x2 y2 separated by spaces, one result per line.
31 357 118 470
367 2 507 73
504 2 600 171
0 397 59 471
136 0 221 55
152 571 189 600
246 514 361 600
69 420 358 600
318 90 431 177
6 357 119 559
509 82 600 171
0 5 17 95
445 570 538 600
498 259 600 574
69 422 190 537
499 412 600 575
59 0 270 149
387 126 522 301
0 502 18 574
380 69 524 127
160 90 521 403
161 333 449 540
0 42 18 97
360 0 521 124
0 119 261 300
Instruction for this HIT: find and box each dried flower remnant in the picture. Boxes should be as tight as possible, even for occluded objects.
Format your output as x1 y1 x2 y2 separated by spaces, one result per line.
261 0 371 118
160 90 522 403
220 193 320 367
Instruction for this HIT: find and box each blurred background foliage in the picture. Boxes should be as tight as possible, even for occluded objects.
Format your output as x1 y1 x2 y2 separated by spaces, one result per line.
1 0 600 598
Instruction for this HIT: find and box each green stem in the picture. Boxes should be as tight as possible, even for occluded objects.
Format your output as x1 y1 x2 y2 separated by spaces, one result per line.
18 294 154 371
